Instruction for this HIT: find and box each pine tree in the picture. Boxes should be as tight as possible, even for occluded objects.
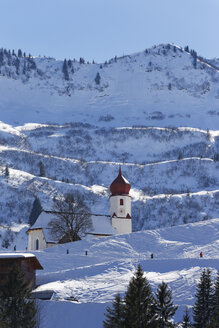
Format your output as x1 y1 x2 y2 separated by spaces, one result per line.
95 72 101 85
0 264 36 328
29 197 43 226
193 269 214 328
67 59 72 68
210 272 219 327
103 293 125 328
39 160 45 177
181 306 191 328
5 166 9 177
15 58 20 74
154 281 177 328
18 49 22 57
62 59 69 80
124 264 156 328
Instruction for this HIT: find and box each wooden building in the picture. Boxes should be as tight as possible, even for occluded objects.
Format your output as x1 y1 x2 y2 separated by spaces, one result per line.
0 253 43 289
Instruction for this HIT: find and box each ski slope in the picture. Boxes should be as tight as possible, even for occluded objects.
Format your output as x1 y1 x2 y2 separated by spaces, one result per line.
24 218 219 327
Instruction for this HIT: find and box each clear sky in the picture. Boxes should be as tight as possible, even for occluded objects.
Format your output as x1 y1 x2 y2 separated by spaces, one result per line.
0 0 218 62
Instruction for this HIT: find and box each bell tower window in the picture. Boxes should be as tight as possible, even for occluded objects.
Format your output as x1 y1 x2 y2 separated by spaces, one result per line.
120 199 124 206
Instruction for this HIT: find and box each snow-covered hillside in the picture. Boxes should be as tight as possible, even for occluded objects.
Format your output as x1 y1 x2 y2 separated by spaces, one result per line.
0 43 218 246
15 218 219 327
0 122 218 235
0 44 218 129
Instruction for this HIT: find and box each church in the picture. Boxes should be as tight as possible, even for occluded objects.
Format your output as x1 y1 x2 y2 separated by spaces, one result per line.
27 167 132 251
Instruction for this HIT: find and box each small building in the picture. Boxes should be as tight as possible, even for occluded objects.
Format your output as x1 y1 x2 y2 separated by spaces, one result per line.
27 167 132 250
0 253 43 289
27 212 59 251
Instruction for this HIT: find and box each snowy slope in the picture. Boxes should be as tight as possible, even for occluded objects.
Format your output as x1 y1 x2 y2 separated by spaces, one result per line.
12 218 218 327
0 121 218 234
0 44 218 129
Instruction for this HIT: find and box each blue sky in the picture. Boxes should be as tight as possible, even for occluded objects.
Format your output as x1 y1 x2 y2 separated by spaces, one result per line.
0 0 218 62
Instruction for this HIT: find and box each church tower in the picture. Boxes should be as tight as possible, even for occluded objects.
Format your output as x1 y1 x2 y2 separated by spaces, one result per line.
110 167 132 234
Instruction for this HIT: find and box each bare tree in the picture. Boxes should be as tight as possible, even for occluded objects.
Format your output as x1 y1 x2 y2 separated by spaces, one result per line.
48 192 92 242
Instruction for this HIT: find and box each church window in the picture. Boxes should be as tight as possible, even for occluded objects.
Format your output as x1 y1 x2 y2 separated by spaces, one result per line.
120 199 124 205
35 239 39 250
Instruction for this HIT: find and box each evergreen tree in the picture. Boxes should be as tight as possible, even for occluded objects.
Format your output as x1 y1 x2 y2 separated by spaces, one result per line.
181 306 191 328
95 72 101 85
193 269 214 328
62 59 69 80
103 293 125 328
18 49 22 57
29 197 43 226
67 59 72 68
15 58 20 74
38 160 45 177
124 264 156 328
79 57 85 64
5 166 9 177
0 264 36 328
210 272 219 327
154 281 177 328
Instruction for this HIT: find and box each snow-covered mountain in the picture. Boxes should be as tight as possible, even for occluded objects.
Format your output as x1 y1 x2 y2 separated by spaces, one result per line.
0 44 219 129
0 43 218 242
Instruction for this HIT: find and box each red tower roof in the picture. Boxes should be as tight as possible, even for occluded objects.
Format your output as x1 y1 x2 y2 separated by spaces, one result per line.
110 167 131 196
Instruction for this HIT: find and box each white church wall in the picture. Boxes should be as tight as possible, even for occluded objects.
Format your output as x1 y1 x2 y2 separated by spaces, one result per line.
112 217 132 234
28 230 47 251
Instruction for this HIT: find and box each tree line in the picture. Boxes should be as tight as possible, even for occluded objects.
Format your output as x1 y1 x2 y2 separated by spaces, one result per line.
103 265 219 328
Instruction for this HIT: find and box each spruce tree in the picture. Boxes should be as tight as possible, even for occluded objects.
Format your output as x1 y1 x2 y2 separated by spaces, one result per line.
62 59 69 80
18 49 22 57
124 264 156 328
5 166 9 177
103 293 125 328
39 160 45 177
0 264 36 328
193 269 214 328
181 306 191 328
154 281 177 328
95 72 101 85
29 197 42 226
211 272 219 327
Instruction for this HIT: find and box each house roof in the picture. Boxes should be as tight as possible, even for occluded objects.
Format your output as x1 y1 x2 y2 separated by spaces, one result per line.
0 253 43 270
88 215 117 236
29 212 55 230
28 211 117 241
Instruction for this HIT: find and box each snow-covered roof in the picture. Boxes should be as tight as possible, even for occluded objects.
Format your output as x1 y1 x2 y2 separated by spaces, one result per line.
0 253 43 270
29 211 116 240
30 211 55 230
88 215 117 236
0 253 35 258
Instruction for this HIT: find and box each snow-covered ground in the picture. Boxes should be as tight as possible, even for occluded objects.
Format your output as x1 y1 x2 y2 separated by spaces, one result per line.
11 218 217 327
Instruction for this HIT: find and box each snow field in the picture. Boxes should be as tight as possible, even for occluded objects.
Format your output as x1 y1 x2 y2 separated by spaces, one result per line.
28 218 219 327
